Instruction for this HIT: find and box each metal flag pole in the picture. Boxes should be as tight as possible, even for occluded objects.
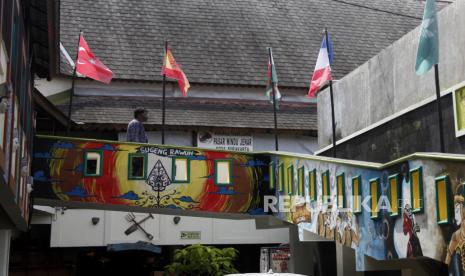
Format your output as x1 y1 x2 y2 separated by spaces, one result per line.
66 30 82 135
268 47 279 151
161 41 167 145
325 28 337 158
434 64 445 152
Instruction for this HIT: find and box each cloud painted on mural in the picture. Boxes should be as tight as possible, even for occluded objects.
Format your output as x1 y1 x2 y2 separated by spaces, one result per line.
176 196 197 203
52 141 75 149
33 171 63 183
34 152 62 159
165 204 182 209
210 187 241 195
114 191 140 200
33 171 47 182
63 186 95 197
100 144 118 151
188 155 208 161
241 160 266 167
74 164 83 173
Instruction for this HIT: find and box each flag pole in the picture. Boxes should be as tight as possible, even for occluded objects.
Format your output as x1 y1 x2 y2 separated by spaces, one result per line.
434 64 445 152
325 28 337 158
161 41 167 145
66 30 82 135
268 47 279 151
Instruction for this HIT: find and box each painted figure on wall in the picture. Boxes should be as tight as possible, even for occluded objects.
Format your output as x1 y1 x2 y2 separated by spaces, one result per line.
291 202 311 224
446 184 465 275
336 212 359 247
317 205 336 240
403 204 423 258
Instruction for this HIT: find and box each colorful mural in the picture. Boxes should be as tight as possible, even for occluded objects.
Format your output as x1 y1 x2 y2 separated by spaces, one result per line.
32 135 465 272
32 136 271 215
269 155 465 273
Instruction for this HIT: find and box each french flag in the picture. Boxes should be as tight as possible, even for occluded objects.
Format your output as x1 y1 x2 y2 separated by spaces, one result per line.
307 34 333 98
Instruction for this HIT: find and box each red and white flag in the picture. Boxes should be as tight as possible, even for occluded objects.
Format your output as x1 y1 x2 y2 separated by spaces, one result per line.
307 36 332 98
76 34 113 84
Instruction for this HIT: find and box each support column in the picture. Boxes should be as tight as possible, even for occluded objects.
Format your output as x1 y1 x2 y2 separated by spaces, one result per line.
336 242 363 276
0 230 11 276
288 225 315 275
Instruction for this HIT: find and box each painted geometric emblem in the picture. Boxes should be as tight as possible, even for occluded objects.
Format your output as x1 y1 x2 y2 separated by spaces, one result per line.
146 160 171 192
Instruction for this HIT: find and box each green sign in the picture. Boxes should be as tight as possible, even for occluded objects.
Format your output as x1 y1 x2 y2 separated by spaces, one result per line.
180 231 201 240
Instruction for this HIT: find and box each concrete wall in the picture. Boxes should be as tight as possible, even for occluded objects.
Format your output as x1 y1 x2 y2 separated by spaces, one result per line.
49 209 289 247
318 0 465 149
319 93 465 162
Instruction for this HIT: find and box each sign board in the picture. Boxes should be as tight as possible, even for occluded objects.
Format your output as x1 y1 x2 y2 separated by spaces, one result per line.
180 231 201 240
260 247 290 273
197 131 253 152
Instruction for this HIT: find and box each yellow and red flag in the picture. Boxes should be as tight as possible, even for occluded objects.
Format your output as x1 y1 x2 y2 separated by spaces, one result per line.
161 48 190 96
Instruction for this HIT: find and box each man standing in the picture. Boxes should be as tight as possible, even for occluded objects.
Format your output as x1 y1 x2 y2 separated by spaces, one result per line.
127 108 148 143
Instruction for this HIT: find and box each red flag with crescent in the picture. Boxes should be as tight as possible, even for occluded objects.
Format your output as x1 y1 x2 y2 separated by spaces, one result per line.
76 35 114 84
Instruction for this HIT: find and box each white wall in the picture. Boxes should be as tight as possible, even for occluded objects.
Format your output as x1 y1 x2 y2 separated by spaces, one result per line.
118 131 318 154
34 77 72 97
253 133 318 154
49 209 289 247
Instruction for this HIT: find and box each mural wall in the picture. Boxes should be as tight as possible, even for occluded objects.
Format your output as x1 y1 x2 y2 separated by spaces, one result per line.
272 154 465 273
32 135 465 273
32 136 271 215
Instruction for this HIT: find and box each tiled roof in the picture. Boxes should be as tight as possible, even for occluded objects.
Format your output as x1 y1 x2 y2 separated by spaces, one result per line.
59 96 317 133
59 0 449 87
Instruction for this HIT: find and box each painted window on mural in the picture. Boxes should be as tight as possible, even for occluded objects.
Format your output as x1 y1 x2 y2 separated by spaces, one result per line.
370 178 379 219
84 150 103 177
336 173 345 209
352 175 362 214
453 86 465 137
322 170 330 203
214 159 233 185
410 167 424 213
269 162 276 189
309 169 317 202
128 153 147 180
287 165 294 195
435 175 451 224
389 174 400 217
172 157 190 183
278 163 285 192
297 166 305 196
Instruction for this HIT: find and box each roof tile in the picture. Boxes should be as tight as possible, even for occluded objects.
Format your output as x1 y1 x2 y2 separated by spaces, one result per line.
59 0 449 87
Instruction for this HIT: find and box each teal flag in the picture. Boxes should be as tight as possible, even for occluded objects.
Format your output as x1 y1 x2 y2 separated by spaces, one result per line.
265 48 282 105
415 0 439 75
